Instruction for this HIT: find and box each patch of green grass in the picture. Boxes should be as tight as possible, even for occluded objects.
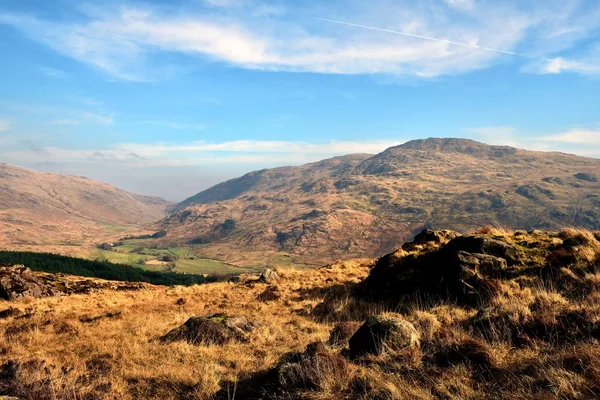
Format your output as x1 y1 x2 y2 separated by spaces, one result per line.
174 258 257 275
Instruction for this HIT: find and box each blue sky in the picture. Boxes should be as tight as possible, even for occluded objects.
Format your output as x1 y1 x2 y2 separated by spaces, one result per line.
0 0 599 200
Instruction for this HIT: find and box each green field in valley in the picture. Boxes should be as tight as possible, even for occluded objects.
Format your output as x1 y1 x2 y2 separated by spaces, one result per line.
91 240 259 276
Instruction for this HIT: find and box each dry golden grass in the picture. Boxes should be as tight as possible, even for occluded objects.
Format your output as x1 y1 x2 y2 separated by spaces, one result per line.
3 229 600 399
0 261 372 399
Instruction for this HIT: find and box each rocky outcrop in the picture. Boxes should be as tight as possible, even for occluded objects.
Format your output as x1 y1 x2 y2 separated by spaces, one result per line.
160 313 260 345
361 231 520 306
348 315 420 358
574 172 598 182
0 265 58 300
402 229 460 251
258 268 279 284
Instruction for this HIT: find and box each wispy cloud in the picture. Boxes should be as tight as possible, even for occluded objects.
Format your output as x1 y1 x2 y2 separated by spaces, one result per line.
467 126 600 156
541 128 600 145
1 1 598 81
0 139 402 168
80 111 114 126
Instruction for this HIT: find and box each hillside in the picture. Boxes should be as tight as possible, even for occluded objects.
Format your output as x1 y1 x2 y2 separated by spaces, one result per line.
0 163 171 252
151 138 600 266
2 227 600 399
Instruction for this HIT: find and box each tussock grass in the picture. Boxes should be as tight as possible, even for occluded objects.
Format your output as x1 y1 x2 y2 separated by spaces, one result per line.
2 230 600 399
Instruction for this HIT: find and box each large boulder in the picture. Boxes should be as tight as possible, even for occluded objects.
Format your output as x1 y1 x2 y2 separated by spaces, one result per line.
361 232 519 306
348 315 420 358
0 265 58 300
160 313 259 345
258 268 279 283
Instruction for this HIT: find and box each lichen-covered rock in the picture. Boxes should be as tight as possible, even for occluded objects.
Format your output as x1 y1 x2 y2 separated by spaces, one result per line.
348 315 420 358
0 265 58 300
160 313 259 345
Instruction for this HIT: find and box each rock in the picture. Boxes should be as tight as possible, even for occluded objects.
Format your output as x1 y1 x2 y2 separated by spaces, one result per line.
402 229 460 251
348 315 420 358
268 342 349 390
457 251 508 277
362 235 516 306
0 307 22 319
160 313 259 345
574 172 598 182
328 321 360 347
228 276 241 284
0 265 58 300
258 268 279 283
445 236 519 266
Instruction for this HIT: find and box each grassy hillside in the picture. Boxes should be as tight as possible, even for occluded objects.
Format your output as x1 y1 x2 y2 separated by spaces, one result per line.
2 228 600 399
145 138 600 267
0 163 171 250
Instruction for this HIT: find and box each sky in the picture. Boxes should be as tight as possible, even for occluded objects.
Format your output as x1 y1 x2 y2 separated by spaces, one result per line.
0 0 599 201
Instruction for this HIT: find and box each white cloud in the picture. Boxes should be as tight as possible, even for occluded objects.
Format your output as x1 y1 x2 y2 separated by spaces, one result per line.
541 128 600 145
443 0 475 11
0 1 597 83
0 139 402 168
203 0 247 7
0 119 11 132
467 126 600 156
3 1 592 81
533 57 600 75
48 112 113 127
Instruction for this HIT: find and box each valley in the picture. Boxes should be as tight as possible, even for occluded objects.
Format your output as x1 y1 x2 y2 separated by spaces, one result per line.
2 138 600 274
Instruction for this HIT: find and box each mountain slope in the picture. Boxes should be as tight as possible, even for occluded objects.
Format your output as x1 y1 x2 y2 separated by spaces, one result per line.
154 138 600 266
0 163 171 249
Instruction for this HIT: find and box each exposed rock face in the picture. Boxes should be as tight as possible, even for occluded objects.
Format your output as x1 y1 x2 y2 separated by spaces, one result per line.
361 231 520 305
348 315 420 358
160 314 259 345
258 268 279 283
0 265 58 300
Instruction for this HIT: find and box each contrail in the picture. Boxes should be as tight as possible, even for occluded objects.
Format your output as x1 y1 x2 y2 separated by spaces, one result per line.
315 17 536 59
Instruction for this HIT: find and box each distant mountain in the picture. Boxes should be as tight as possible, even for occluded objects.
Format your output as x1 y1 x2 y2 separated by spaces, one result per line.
0 163 171 249
153 138 600 266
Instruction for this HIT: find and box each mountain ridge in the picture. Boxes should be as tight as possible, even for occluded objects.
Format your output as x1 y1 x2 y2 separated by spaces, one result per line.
0 163 172 251
154 138 600 267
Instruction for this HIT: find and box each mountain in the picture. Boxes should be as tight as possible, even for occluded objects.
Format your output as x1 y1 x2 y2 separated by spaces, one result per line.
0 163 171 250
153 138 600 266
